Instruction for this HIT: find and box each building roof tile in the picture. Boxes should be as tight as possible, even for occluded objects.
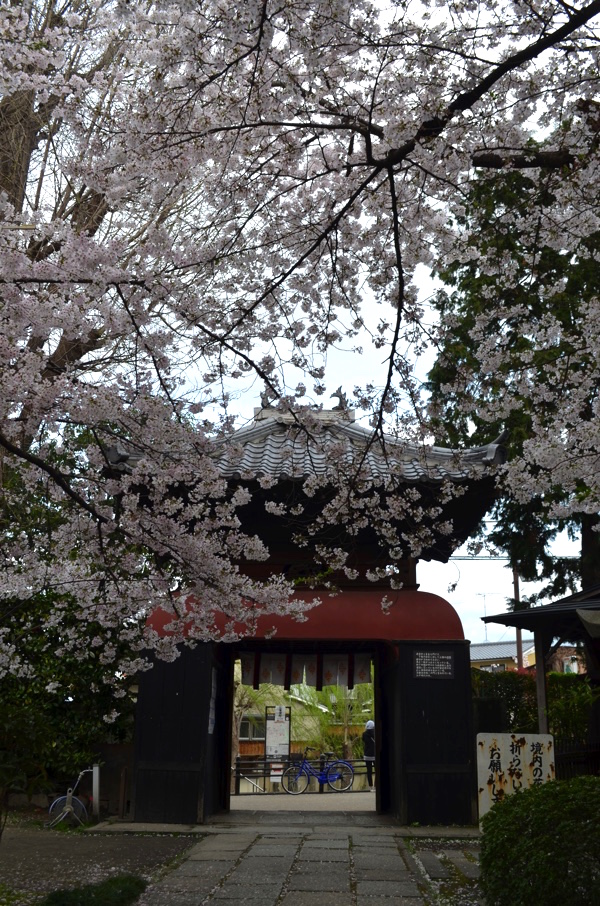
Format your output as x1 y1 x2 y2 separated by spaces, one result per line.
470 640 534 662
217 409 505 484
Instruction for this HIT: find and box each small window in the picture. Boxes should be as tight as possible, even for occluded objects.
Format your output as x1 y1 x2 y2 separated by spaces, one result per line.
239 716 266 740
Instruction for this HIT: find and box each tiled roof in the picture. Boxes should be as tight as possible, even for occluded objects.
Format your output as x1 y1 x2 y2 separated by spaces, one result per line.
483 589 600 641
470 640 534 662
217 409 505 484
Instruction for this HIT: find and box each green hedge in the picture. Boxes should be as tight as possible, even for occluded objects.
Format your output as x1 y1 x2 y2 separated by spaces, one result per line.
480 776 600 906
472 668 600 738
40 875 146 906
472 668 538 732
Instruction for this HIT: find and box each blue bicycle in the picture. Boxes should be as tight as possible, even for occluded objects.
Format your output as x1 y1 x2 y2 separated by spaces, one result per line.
281 746 354 794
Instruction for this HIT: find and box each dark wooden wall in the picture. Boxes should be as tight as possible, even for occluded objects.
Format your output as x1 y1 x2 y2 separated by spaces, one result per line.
133 643 233 823
377 640 477 825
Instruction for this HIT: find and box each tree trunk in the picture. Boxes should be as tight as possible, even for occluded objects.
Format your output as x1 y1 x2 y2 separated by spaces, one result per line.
580 513 600 589
0 91 40 212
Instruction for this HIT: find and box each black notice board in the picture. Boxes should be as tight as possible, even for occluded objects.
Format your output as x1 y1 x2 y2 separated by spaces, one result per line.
413 650 454 679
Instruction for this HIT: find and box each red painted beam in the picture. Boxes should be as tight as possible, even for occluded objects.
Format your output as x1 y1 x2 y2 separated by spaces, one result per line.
149 589 464 641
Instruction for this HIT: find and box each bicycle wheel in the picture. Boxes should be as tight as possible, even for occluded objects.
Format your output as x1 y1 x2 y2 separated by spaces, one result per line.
281 765 309 794
326 761 354 792
47 795 88 826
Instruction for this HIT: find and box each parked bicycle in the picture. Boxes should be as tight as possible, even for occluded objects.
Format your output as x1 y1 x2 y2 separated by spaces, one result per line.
46 768 92 827
281 747 354 794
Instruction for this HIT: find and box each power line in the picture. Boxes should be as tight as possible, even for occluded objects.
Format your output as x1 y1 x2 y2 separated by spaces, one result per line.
449 555 578 561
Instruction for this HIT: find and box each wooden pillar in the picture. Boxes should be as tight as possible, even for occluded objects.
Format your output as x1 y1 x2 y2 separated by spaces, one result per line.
383 640 476 825
534 631 550 734
512 566 524 670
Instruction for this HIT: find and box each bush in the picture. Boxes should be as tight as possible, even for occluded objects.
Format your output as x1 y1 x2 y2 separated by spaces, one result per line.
480 776 600 906
472 668 538 732
40 875 146 906
472 668 600 739
547 672 600 740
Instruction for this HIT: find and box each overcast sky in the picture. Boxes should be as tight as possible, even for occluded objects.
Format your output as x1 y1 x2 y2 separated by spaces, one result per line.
418 531 580 644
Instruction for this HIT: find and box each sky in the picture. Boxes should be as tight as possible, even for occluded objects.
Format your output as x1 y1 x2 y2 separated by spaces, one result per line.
417 532 580 644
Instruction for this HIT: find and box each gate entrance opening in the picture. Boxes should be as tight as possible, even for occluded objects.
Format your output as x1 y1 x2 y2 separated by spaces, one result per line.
231 650 375 804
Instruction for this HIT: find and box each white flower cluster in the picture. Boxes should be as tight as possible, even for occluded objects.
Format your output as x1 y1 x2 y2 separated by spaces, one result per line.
2 0 599 693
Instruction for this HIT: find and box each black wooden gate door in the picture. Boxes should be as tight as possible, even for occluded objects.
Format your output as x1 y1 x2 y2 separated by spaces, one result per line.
378 640 477 825
133 644 232 823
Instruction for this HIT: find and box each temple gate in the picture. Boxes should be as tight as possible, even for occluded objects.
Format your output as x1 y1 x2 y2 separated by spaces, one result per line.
133 407 505 825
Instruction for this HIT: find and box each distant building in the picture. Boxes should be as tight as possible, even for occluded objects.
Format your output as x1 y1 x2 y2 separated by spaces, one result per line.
470 639 535 672
470 639 584 673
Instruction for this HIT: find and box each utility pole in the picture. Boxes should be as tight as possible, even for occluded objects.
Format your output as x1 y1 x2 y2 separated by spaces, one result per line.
476 593 488 640
513 565 524 669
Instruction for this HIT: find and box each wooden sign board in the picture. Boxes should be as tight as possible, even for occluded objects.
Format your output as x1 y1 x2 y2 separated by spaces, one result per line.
477 733 555 819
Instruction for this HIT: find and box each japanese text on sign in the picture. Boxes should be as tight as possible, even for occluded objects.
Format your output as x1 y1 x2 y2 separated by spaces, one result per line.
414 651 454 679
476 733 555 819
265 706 291 758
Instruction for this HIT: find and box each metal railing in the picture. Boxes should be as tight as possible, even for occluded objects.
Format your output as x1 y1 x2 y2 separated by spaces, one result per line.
232 755 368 794
554 737 600 780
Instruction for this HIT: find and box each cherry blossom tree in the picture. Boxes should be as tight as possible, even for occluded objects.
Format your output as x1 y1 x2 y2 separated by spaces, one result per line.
2 0 600 686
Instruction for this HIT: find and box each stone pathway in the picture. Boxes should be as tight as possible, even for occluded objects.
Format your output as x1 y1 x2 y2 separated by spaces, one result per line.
135 828 482 906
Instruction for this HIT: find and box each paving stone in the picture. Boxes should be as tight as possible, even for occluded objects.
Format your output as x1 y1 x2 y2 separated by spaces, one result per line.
212 883 282 900
442 850 481 880
196 838 256 852
247 844 299 856
258 835 305 842
211 894 280 905
306 831 353 839
352 846 399 854
351 832 398 849
296 849 349 862
353 853 404 869
237 863 295 880
353 833 398 842
303 834 349 849
355 867 413 883
139 894 205 906
287 873 350 892
226 867 289 885
415 850 451 879
356 879 421 897
241 854 296 865
356 897 425 906
292 863 348 875
241 862 293 878
279 893 352 906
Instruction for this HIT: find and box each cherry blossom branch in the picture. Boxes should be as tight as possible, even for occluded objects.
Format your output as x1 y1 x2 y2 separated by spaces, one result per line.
0 429 107 525
380 0 600 169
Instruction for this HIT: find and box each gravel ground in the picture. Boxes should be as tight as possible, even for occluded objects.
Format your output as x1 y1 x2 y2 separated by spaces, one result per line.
410 839 484 906
0 810 484 906
0 811 196 905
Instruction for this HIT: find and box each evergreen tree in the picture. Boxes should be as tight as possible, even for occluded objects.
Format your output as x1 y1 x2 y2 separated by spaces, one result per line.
428 167 600 600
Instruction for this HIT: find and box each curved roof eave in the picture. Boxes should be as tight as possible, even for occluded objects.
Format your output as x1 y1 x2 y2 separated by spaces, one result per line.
149 589 465 642
217 411 505 485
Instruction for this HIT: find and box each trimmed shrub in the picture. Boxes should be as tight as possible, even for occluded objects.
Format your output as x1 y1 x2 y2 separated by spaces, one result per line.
472 668 538 733
547 672 600 740
40 875 146 906
480 775 600 906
